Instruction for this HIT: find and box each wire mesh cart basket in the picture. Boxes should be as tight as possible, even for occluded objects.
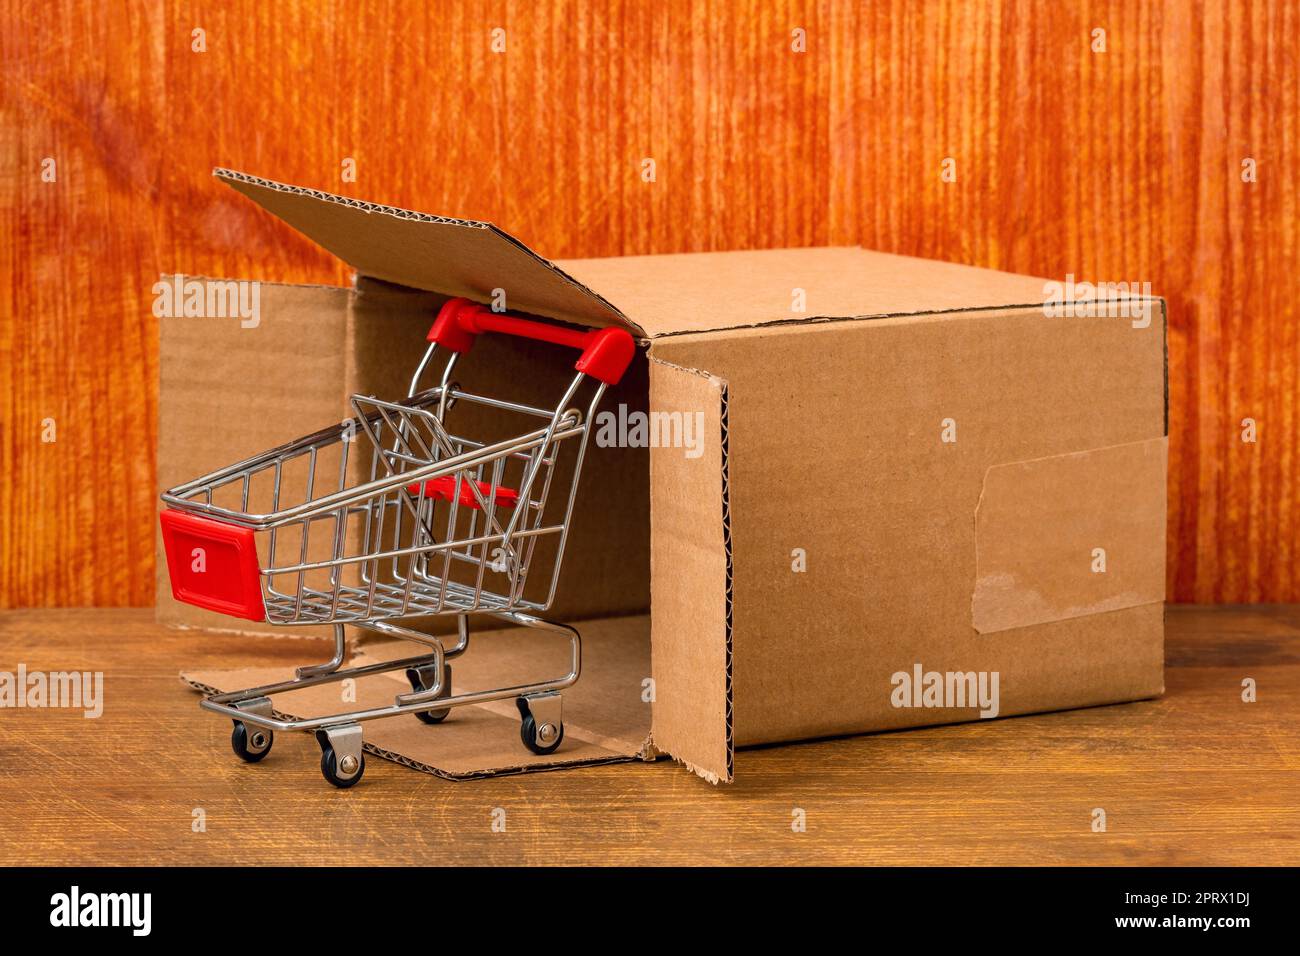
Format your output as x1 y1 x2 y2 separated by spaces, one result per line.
160 297 635 787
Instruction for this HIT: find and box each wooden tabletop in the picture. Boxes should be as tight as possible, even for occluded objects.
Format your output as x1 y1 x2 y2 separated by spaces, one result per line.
0 606 1295 866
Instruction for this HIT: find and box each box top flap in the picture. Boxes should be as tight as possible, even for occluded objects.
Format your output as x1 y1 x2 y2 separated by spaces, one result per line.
214 168 639 334
218 169 1057 341
556 246 1056 337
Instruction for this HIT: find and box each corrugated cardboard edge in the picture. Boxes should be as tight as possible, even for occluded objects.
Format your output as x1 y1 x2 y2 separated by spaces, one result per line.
213 168 643 337
645 357 734 784
722 376 734 781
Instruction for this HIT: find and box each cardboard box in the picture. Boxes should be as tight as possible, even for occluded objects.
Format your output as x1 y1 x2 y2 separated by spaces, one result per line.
160 169 1167 783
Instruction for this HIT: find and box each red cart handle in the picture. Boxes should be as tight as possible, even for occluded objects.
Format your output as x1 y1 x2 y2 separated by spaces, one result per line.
427 297 635 386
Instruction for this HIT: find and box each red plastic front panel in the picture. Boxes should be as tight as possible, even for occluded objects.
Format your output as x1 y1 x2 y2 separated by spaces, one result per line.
159 509 266 622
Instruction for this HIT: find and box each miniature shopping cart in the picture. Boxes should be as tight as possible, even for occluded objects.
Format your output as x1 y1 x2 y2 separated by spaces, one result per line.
160 297 635 787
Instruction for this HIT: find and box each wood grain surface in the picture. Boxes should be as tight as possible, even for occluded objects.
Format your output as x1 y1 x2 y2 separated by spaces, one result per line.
0 605 1295 865
1 1 1297 605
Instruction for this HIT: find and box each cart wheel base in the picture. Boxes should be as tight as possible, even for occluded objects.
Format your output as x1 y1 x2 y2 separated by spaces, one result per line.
316 724 365 789
320 747 365 788
406 663 452 724
231 720 273 762
517 692 564 756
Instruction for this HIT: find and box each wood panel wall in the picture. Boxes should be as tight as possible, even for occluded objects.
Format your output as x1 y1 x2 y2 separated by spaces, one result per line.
1 1 1296 605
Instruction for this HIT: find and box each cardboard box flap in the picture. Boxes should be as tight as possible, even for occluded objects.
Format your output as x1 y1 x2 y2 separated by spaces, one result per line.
180 615 655 780
557 247 1058 337
216 170 1074 342
214 168 639 335
647 358 734 783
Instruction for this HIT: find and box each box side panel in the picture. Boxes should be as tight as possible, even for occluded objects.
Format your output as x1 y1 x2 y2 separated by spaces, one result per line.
156 281 354 637
647 359 733 782
653 306 1167 745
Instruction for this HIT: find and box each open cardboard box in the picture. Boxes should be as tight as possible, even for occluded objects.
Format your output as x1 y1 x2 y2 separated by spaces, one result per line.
160 169 1167 783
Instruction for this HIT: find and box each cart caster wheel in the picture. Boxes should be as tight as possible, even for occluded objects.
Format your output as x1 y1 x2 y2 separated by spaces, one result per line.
517 698 564 756
231 721 273 763
406 663 452 724
319 745 365 789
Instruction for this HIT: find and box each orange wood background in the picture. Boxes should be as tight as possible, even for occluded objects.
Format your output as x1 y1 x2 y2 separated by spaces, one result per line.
1 0 1296 606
